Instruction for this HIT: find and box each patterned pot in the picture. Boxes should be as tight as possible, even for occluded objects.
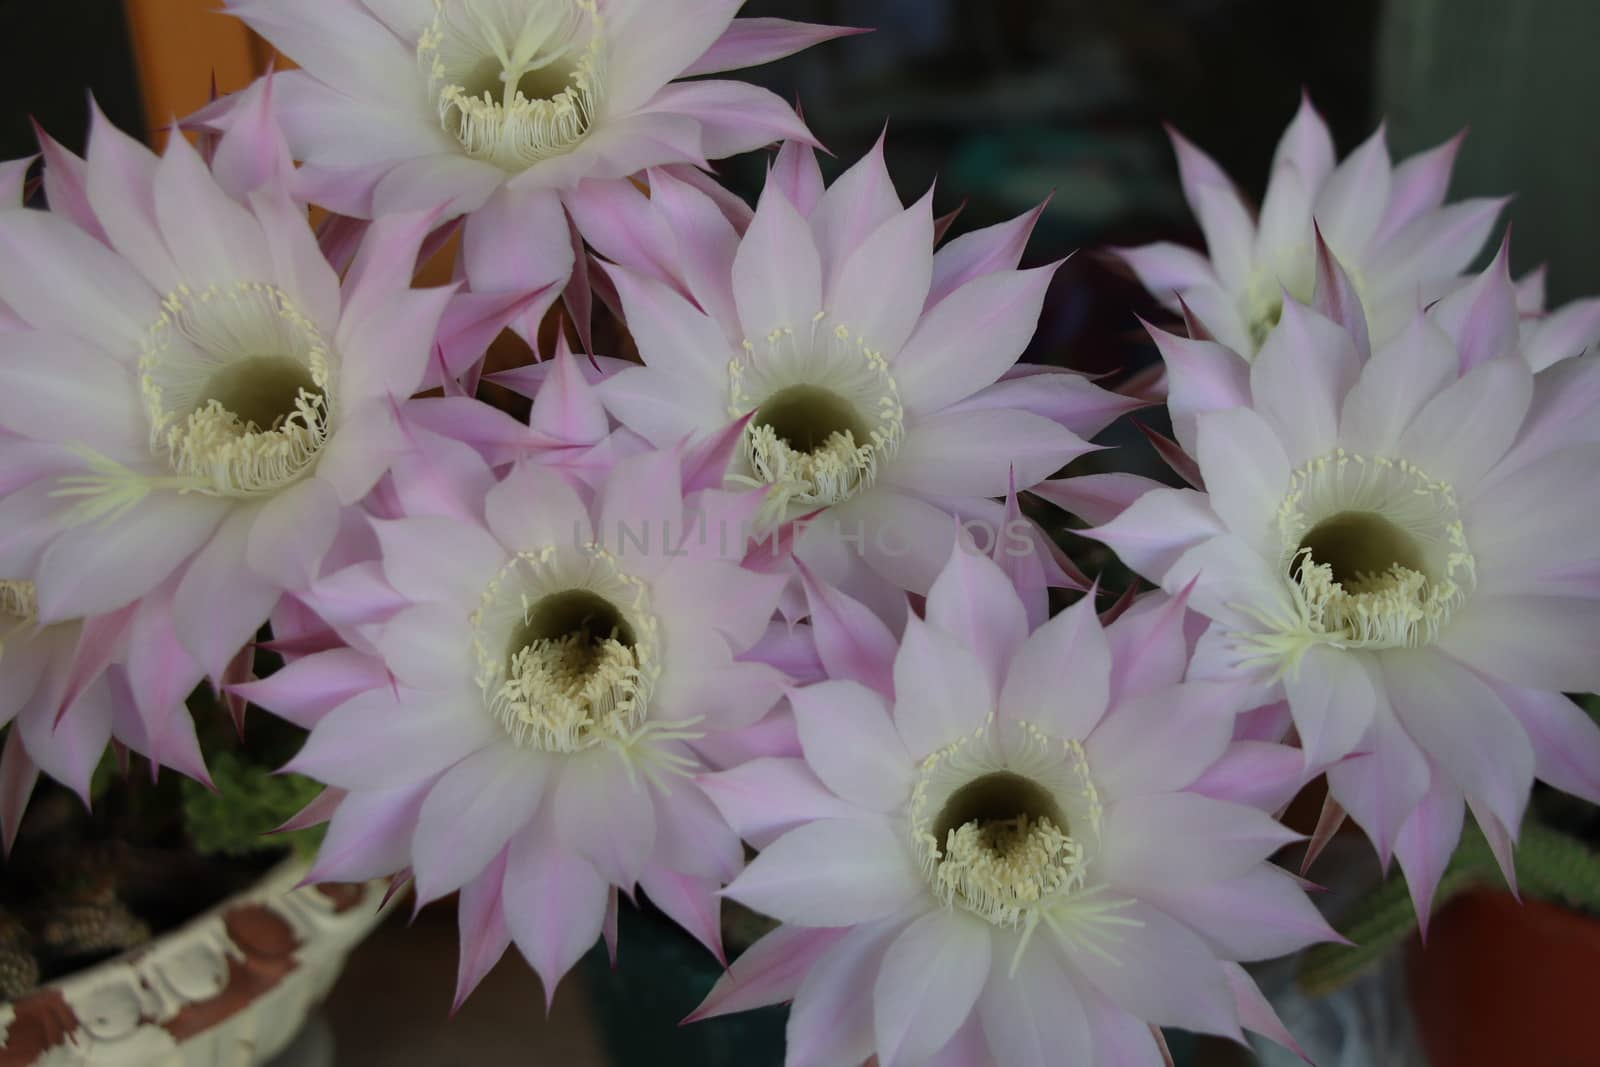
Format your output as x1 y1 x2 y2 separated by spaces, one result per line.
0 858 386 1066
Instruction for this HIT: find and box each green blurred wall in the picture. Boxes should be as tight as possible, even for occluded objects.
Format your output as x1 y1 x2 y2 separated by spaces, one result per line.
1381 0 1600 302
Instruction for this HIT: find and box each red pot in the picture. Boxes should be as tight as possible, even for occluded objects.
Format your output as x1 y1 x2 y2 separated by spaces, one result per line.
1407 888 1600 1066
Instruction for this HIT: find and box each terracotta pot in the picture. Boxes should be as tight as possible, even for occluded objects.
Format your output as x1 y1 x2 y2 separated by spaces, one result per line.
0 858 387 1066
1407 888 1600 1067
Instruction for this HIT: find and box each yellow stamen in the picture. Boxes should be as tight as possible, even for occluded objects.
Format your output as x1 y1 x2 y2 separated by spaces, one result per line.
728 319 904 522
421 0 604 171
472 544 666 753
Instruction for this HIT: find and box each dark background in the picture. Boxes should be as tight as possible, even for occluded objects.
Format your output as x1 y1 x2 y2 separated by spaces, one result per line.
5 1 1597 1063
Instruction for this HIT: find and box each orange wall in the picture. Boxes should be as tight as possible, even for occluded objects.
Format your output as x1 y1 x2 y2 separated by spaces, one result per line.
122 0 278 144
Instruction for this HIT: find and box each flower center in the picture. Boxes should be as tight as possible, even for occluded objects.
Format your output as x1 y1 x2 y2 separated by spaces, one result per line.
932 772 1083 920
1268 451 1475 651
421 0 605 172
1246 292 1285 354
729 319 905 520
472 544 661 752
0 580 37 657
0 580 37 624
139 283 334 497
908 719 1101 929
1240 248 1370 355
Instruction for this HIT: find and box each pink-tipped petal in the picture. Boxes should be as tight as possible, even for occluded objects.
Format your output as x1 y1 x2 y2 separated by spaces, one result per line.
930 198 1049 307
1325 696 1431 867
770 137 825 217
786 920 903 1067
551 753 656 889
1429 237 1519 371
1491 681 1600 806
1101 792 1302 892
1250 298 1361 465
1392 762 1464 931
1088 488 1223 584
502 815 609 1007
1270 93 1335 191
640 80 813 159
1145 322 1250 455
307 778 432 885
680 17 866 77
1088 680 1242 798
796 561 899 699
734 181 823 333
1382 649 1533 839
697 757 859 849
872 910 990 1067
1375 131 1466 245
923 534 1029 694
890 614 993 758
454 850 513 1012
639 866 725 964
998 592 1110 739
1223 961 1313 1061
1524 296 1600 371
977 934 1093 1067
1285 645 1377 768
688 925 848 1022
412 744 548 904
1314 124 1392 260
1071 901 1241 1040
894 263 1060 413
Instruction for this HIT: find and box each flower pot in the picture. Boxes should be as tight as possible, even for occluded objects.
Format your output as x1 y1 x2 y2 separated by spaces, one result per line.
0 858 387 1066
1407 888 1600 1066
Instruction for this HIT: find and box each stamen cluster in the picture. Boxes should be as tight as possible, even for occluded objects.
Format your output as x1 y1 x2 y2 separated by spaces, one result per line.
471 544 661 752
908 718 1102 929
935 813 1084 924
1274 450 1475 650
421 0 606 171
729 318 905 519
0 579 38 624
139 283 335 497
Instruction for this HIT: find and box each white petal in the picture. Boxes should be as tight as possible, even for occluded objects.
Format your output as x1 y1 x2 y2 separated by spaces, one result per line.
1250 301 1360 465
723 816 923 926
1339 311 1458 455
998 594 1110 739
1314 126 1392 259
484 462 591 554
1285 645 1377 767
373 515 505 611
826 194 935 358
873 910 991 1067
412 743 547 903
1381 649 1534 836
1193 408 1290 550
1099 793 1301 891
924 540 1029 697
1398 357 1532 491
790 680 912 812
893 265 1057 414
734 184 823 334
977 935 1092 1067
786 920 903 1067
1067 901 1240 1039
891 614 994 758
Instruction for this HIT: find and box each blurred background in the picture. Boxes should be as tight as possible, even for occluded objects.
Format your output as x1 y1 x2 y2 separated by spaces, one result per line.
2 0 1596 1063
